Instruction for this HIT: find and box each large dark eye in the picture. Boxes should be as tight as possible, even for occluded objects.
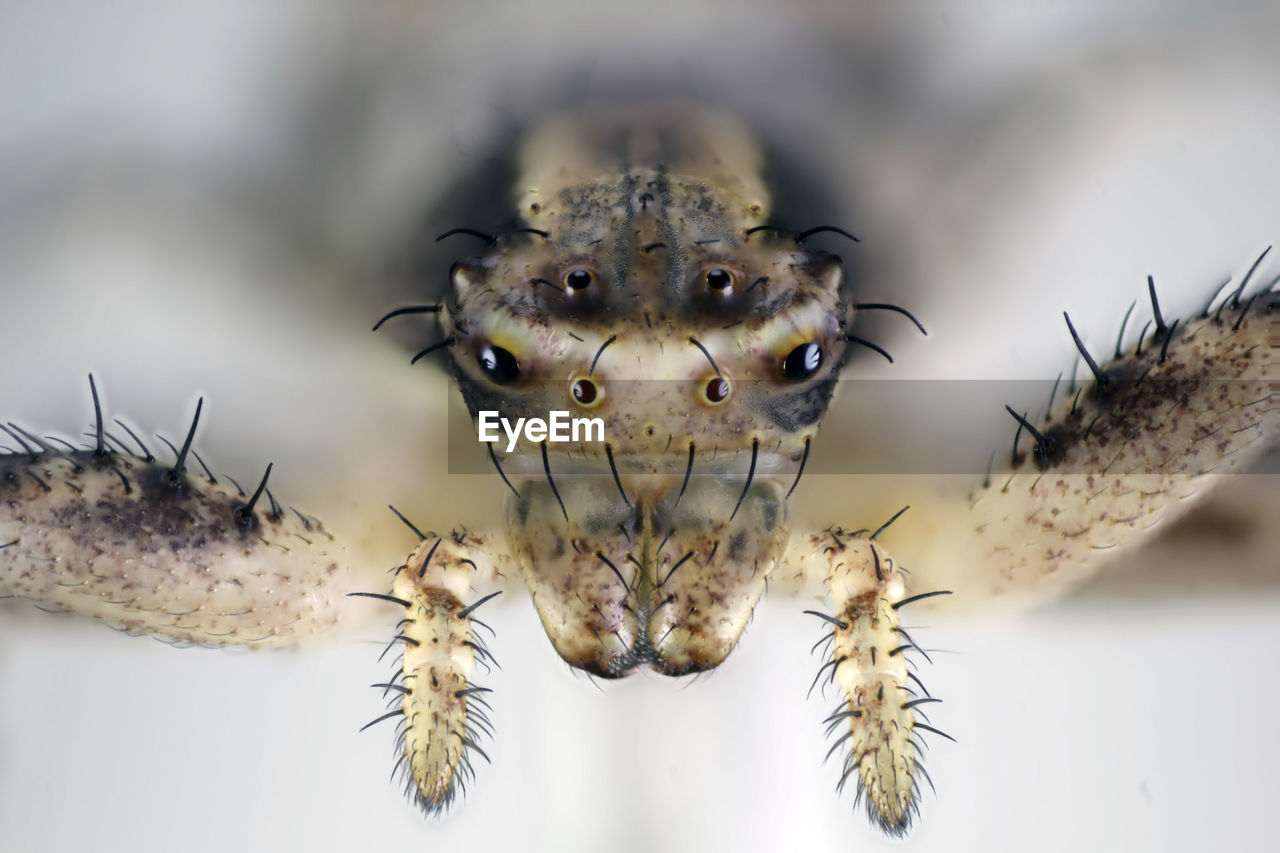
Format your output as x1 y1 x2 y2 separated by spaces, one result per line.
565 269 593 291
478 345 520 384
702 377 731 405
705 268 733 291
782 343 823 380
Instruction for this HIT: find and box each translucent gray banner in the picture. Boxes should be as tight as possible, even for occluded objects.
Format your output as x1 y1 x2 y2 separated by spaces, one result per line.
443 379 1276 476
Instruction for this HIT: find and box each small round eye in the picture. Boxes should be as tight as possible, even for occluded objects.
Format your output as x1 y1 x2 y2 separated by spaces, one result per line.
571 377 602 407
782 343 823 381
705 269 733 291
703 376 731 405
565 269 593 291
478 345 520 384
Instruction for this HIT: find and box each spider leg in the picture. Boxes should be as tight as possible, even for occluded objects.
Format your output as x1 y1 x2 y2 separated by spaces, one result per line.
918 278 1277 606
784 526 944 836
355 527 508 817
0 383 344 647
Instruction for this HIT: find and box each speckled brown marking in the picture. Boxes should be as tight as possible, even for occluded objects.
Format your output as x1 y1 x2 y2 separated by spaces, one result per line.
937 287 1278 605
777 522 945 836
0 446 343 646
506 478 639 676
822 538 920 836
646 476 788 674
378 531 506 815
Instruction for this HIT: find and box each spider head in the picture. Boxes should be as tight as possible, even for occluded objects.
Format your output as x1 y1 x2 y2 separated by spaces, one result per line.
441 206 851 479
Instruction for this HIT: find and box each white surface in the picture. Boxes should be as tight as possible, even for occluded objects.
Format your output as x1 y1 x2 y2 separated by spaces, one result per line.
2 596 1278 853
1 4 1278 852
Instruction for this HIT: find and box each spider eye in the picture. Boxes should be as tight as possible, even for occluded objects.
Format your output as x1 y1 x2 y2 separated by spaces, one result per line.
782 343 823 380
478 345 520 384
705 268 733 291
703 377 731 405
571 377 601 407
565 269 593 291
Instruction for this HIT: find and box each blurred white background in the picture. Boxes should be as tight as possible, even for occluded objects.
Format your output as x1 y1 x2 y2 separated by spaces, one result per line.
1 2 1277 851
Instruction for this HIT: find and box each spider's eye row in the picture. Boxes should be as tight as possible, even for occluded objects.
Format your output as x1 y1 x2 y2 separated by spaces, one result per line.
782 342 823 381
478 344 520 384
705 268 733 291
565 269 593 291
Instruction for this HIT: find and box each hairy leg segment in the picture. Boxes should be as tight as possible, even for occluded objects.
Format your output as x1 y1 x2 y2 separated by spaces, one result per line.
351 526 507 814
1 381 344 647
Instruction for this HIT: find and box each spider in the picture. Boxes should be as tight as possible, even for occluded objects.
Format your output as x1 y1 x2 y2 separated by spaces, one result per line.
2 8 1280 850
2 102 1276 839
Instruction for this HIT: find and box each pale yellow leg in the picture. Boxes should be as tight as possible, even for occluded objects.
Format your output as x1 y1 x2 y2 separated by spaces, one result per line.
350 526 508 815
785 518 952 835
